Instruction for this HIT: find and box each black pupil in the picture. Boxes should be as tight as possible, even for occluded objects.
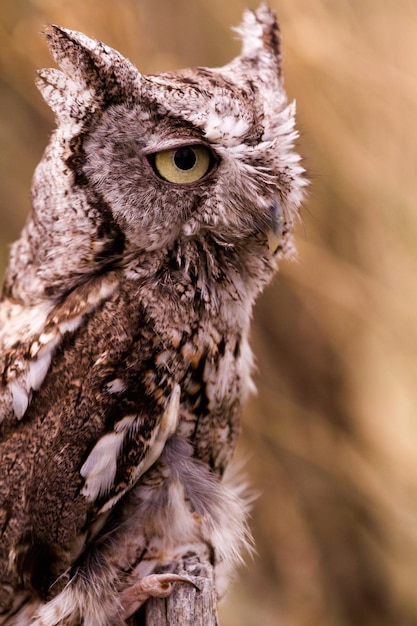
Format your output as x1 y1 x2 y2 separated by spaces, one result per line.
174 147 197 171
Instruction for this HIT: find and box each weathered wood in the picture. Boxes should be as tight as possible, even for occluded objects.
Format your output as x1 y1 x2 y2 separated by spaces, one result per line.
145 558 219 626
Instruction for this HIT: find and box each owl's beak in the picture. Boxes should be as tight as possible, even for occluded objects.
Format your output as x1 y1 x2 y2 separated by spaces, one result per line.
267 231 281 255
267 195 285 254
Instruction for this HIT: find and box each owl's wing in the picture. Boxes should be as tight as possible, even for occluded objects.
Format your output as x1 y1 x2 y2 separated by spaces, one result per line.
0 273 119 422
79 381 181 515
0 275 182 594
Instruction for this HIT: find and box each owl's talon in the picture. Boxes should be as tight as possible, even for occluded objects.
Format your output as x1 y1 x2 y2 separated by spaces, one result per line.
120 573 197 618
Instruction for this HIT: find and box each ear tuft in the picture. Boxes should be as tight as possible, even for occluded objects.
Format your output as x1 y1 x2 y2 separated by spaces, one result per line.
234 3 282 79
42 25 141 108
35 68 94 124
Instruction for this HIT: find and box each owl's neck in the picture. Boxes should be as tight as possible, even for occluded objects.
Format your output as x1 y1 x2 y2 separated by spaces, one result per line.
0 228 276 347
124 232 277 319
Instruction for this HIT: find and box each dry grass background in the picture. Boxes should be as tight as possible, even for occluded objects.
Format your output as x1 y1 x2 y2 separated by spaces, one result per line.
1 1 417 624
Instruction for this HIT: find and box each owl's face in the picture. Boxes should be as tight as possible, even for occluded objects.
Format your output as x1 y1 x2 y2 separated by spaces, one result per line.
81 69 293 253
25 7 305 298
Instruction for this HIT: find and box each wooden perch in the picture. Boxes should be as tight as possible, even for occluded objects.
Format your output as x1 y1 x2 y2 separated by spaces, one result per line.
145 557 219 626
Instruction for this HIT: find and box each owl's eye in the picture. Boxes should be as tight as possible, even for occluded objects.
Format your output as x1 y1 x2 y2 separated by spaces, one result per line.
150 145 215 184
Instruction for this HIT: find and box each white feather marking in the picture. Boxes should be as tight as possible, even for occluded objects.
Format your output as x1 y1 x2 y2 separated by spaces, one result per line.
58 315 83 334
38 331 56 346
158 383 181 432
98 384 181 514
131 383 181 479
155 350 172 367
26 349 54 392
94 352 109 366
204 349 236 405
31 587 79 626
9 380 29 419
114 414 136 432
105 378 127 394
88 276 119 303
5 276 120 419
203 112 250 143
0 302 52 350
80 431 125 500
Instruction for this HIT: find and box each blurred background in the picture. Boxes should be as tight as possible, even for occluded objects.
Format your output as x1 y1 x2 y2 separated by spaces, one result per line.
1 1 417 624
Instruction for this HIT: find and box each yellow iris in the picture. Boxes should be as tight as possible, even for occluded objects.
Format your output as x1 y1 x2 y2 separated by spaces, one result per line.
154 145 211 184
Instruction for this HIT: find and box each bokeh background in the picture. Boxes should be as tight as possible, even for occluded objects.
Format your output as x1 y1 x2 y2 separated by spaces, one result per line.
1 1 417 624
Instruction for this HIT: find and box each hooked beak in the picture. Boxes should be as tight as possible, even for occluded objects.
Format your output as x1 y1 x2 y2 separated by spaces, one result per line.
267 195 285 254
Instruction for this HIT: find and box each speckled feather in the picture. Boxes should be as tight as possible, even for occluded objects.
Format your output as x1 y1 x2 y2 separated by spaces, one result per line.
0 4 306 624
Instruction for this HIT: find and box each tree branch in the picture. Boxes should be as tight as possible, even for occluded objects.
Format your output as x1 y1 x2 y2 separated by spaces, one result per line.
145 558 219 626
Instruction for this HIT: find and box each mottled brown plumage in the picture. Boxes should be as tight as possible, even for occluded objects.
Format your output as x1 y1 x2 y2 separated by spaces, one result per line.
0 5 305 624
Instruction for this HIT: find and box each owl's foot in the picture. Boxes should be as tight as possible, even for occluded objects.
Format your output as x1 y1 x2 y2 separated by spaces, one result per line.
120 572 198 619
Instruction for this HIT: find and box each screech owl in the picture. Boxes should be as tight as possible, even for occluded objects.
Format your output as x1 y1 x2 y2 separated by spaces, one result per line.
0 4 306 625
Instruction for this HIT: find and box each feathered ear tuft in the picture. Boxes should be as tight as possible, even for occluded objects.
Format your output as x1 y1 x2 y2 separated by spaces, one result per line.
35 68 93 124
36 25 142 123
233 4 282 81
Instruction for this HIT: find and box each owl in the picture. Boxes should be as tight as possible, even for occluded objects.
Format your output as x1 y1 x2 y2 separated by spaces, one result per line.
0 4 305 625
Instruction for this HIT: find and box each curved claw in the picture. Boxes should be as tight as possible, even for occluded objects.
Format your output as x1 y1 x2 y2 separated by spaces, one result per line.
120 572 198 619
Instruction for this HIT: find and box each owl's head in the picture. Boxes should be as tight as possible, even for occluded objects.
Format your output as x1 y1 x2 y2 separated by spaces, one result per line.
14 4 305 300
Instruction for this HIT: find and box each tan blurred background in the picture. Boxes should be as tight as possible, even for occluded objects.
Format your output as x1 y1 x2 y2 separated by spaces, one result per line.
1 1 417 624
